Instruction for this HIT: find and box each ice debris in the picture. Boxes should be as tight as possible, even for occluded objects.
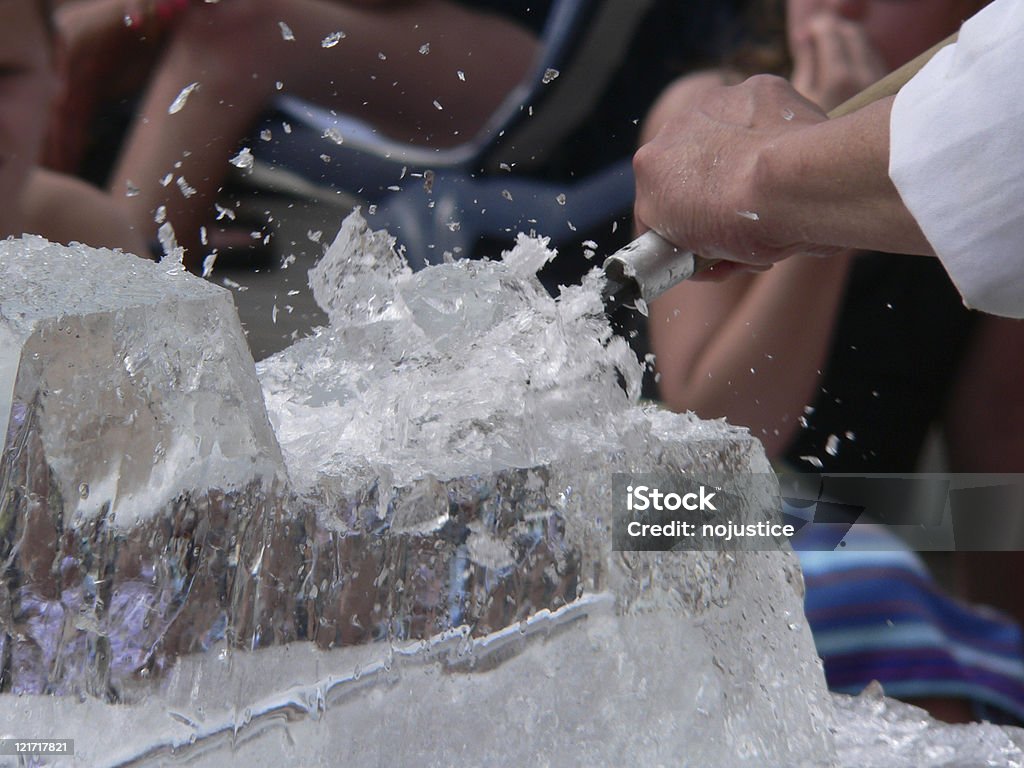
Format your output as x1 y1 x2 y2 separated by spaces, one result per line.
168 82 200 114
258 210 647 493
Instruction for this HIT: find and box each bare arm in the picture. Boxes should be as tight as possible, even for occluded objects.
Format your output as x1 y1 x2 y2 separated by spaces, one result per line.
24 169 149 256
643 76 853 455
644 21 914 457
760 94 932 257
944 315 1024 472
106 0 539 268
650 253 853 457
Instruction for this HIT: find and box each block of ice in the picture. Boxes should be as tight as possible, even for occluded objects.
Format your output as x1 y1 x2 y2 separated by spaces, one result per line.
0 236 288 695
10 215 997 766
7 663 1022 767
0 236 285 525
248 212 838 765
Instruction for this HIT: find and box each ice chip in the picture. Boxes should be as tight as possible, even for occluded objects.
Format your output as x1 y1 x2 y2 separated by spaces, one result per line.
321 31 345 48
175 176 197 198
542 68 559 84
230 147 255 171
202 250 218 278
214 202 237 221
825 434 840 456
157 221 185 265
418 43 430 54
278 21 295 41
500 231 556 278
307 209 411 326
168 82 199 114
322 127 344 145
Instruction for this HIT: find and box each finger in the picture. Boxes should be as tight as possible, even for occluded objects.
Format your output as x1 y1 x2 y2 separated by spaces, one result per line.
789 29 818 101
807 15 849 91
834 21 888 85
689 260 772 283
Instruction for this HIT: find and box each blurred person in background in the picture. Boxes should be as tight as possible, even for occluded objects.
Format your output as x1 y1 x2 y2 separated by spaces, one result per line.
1 0 145 253
643 0 1024 725
645 0 986 468
47 0 542 269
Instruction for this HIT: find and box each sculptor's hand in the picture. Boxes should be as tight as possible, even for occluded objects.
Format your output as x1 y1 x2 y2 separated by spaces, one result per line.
632 75 836 270
790 13 887 112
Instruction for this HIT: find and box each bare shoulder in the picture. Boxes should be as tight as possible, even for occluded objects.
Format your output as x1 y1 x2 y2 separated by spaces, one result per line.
23 169 149 257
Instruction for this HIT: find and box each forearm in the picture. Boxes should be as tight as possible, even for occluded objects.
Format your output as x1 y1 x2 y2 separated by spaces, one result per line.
633 77 935 268
654 254 852 457
756 96 933 257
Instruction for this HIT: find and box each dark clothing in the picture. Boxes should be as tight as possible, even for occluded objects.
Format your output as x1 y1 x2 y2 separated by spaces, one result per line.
783 251 977 473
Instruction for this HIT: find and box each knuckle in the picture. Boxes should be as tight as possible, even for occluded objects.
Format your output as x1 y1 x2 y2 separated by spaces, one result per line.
632 144 652 175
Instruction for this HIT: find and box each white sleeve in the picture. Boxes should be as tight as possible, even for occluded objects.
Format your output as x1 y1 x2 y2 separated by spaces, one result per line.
889 0 1024 318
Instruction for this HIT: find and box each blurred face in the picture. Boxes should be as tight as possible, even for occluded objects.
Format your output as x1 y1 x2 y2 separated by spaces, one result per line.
0 0 57 236
786 0 982 70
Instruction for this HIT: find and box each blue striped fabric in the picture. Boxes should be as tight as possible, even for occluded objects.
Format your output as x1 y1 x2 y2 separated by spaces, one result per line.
794 524 1024 724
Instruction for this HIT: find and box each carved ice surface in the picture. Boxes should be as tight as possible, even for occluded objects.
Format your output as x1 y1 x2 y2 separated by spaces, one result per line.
259 211 645 494
247 212 838 765
832 685 1024 767
0 236 284 527
0 236 287 697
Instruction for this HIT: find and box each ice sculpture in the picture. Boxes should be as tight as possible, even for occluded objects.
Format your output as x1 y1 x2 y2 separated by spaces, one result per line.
0 236 287 696
2 219 1020 766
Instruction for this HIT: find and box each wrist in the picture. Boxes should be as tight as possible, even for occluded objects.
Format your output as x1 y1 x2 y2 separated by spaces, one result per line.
752 101 903 256
750 129 807 254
